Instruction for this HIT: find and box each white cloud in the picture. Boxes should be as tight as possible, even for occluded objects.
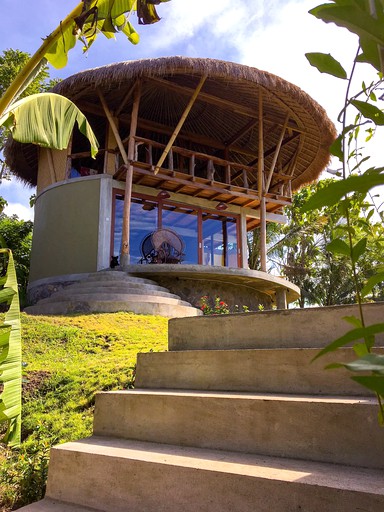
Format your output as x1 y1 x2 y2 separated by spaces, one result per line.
4 202 34 221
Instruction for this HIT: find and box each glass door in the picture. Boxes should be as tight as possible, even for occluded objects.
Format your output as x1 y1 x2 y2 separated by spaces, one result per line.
202 213 239 267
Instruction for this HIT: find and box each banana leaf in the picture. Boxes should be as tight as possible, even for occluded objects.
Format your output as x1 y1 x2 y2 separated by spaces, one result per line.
0 93 99 157
0 249 22 447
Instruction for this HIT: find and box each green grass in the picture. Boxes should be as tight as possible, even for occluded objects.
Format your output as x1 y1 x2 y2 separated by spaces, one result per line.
0 312 168 511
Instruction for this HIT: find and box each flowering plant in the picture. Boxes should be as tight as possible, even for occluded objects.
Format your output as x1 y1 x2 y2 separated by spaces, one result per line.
200 296 229 315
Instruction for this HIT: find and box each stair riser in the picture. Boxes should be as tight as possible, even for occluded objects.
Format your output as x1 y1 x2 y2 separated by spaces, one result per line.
135 348 381 396
94 392 384 469
87 273 158 285
45 447 384 512
169 302 384 350
68 282 170 292
25 301 201 317
41 288 182 301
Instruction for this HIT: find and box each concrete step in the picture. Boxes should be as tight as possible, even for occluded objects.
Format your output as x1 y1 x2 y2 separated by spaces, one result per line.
39 287 184 302
135 347 383 396
87 271 158 286
93 389 384 469
24 300 201 317
36 293 192 307
40 436 384 512
19 499 100 512
168 301 384 350
68 280 171 293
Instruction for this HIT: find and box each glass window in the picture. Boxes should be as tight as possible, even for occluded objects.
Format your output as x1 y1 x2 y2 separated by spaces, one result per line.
113 195 158 263
161 204 198 264
202 213 238 267
113 193 239 267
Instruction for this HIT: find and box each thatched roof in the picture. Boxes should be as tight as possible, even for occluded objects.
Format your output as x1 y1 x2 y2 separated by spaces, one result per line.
5 56 336 189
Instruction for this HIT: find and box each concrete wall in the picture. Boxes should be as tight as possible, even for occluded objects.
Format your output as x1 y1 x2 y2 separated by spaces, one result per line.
152 276 272 311
29 177 105 282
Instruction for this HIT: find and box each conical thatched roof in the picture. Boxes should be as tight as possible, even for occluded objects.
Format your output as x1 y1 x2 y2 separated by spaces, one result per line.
5 56 336 189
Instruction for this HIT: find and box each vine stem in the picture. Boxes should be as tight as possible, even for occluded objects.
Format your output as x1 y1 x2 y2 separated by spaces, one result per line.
340 46 366 329
341 46 384 422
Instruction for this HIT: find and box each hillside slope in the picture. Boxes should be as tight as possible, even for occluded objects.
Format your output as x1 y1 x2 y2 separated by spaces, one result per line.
0 312 168 511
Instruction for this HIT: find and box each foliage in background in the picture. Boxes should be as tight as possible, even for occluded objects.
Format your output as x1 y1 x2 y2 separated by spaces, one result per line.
0 311 168 510
247 179 384 308
0 198 33 305
199 296 256 315
0 249 22 447
304 0 384 421
0 49 58 181
0 1 170 176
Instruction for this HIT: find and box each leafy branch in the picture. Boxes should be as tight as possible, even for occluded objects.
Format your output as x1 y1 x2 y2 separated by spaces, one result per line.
304 0 384 423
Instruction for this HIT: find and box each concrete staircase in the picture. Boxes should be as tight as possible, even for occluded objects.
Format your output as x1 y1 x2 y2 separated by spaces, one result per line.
22 302 384 511
25 270 201 318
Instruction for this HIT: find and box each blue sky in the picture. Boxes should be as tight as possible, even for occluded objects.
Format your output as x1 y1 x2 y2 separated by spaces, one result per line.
0 0 370 220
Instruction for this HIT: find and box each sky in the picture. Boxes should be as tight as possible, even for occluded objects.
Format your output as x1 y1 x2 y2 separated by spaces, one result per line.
0 0 377 220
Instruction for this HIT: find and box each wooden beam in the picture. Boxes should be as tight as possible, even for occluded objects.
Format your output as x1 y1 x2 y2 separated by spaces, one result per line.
154 74 207 174
265 113 290 192
258 89 267 273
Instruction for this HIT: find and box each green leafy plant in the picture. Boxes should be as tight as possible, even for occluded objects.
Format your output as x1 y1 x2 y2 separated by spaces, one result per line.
200 296 255 315
0 0 170 157
304 0 384 423
0 249 22 446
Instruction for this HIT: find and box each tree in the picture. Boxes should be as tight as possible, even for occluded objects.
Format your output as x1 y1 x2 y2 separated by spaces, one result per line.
255 180 384 308
0 49 58 180
0 1 170 166
0 199 33 305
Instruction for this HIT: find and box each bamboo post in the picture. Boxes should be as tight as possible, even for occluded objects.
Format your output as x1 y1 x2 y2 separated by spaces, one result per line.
97 89 129 165
258 89 267 272
225 164 231 184
207 159 215 181
265 113 290 192
242 169 249 188
47 149 57 183
147 144 153 166
154 74 207 174
168 148 174 171
120 82 142 268
189 154 195 176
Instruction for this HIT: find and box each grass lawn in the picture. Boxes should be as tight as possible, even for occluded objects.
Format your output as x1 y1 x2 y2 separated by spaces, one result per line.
0 311 168 511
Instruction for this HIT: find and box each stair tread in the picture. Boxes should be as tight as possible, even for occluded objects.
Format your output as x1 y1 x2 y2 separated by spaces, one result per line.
20 499 101 512
100 388 376 404
54 436 384 495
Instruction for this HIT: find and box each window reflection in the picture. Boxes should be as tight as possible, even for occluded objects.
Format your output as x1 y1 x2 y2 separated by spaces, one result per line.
113 194 239 267
162 204 198 264
202 213 238 267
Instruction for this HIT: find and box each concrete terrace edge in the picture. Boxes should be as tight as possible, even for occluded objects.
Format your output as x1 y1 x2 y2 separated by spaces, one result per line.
125 264 300 304
168 301 384 350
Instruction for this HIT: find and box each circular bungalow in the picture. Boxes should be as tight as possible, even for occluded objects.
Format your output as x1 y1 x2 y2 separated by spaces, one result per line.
5 57 335 316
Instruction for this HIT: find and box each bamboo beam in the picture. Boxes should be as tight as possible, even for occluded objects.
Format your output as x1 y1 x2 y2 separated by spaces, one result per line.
148 76 304 134
225 119 258 147
120 82 141 268
265 113 290 192
115 81 137 117
154 74 207 174
97 88 129 165
258 89 267 272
